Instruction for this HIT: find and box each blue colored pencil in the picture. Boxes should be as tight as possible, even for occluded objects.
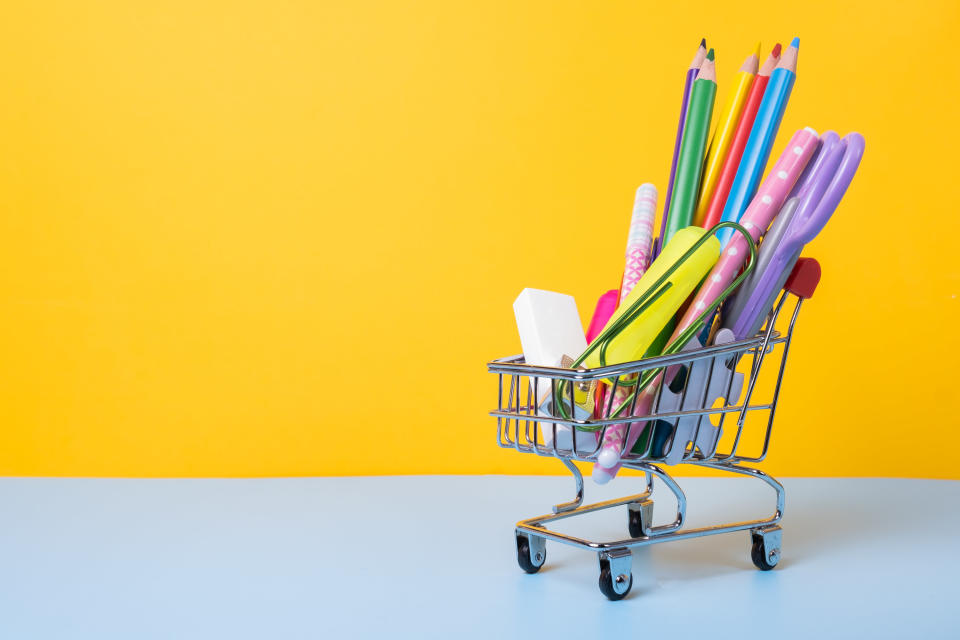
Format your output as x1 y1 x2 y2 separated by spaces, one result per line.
716 37 799 246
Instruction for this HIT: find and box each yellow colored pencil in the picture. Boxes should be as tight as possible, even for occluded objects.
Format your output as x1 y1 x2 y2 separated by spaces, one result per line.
693 44 760 226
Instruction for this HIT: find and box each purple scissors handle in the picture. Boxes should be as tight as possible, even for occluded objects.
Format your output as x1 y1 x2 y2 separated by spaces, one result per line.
730 132 865 339
789 130 841 202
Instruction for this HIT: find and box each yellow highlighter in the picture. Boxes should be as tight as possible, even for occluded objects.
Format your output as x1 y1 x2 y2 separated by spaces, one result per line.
581 226 720 369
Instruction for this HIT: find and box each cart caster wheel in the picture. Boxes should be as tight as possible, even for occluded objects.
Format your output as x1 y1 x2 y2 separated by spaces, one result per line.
627 500 653 538
750 526 781 571
516 533 546 574
598 548 633 600
598 565 633 600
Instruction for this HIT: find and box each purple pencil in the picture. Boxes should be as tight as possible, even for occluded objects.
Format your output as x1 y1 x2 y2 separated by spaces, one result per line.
654 38 706 259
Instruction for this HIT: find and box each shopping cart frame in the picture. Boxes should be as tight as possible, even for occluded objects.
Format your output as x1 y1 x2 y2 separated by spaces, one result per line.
488 285 810 600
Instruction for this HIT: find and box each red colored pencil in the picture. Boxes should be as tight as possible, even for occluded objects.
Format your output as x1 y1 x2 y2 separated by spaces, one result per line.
701 44 781 229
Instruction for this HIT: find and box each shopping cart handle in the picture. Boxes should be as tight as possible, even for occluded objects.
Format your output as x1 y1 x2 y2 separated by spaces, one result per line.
784 257 820 299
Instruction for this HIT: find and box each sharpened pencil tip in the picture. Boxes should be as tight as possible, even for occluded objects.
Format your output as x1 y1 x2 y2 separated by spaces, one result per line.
706 48 715 61
754 42 761 58
791 37 800 48
700 38 706 48
772 43 782 57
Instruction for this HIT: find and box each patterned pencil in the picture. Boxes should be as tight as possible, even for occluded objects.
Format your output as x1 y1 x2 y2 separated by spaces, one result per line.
595 184 658 471
701 44 781 230
620 184 658 300
594 389 656 482
693 44 759 226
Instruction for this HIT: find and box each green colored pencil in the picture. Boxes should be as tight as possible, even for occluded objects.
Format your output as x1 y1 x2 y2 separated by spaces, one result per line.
664 48 717 244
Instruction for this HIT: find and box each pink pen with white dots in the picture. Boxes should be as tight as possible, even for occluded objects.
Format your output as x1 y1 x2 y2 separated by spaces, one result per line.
673 127 819 341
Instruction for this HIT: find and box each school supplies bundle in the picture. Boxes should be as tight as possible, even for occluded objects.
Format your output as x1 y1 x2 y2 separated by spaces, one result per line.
488 37 864 600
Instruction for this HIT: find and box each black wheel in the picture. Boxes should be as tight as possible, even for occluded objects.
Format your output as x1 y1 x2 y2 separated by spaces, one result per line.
516 535 544 574
628 509 645 538
598 564 633 600
751 537 778 571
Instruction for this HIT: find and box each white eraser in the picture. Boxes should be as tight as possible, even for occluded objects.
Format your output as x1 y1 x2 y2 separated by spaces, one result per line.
513 288 587 368
514 288 592 451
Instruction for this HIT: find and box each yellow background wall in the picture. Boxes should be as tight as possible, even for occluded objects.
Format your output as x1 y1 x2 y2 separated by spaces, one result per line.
1 1 958 477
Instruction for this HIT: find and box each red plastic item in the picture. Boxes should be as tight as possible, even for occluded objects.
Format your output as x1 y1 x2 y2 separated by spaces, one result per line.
784 257 820 299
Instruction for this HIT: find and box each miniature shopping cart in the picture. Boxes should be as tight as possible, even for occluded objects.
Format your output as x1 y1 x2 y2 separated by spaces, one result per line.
488 254 819 600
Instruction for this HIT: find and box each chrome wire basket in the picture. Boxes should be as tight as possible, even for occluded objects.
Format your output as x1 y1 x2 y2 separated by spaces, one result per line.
489 278 813 600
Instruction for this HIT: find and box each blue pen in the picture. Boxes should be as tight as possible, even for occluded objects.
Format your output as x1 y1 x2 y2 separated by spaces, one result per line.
716 37 799 246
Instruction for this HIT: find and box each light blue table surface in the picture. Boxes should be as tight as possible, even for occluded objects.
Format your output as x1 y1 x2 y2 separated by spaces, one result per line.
1 475 958 639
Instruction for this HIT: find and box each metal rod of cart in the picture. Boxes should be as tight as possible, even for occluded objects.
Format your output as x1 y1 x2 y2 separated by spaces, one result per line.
488 276 815 600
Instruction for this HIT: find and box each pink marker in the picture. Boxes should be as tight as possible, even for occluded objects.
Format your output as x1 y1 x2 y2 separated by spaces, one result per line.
586 290 620 343
673 128 819 343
